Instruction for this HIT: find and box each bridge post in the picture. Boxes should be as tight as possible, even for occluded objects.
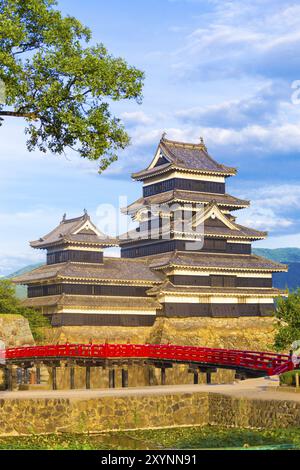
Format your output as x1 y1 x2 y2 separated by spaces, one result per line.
109 369 115 389
36 365 41 385
70 366 75 390
52 367 57 391
5 366 13 391
194 371 199 385
29 369 36 385
148 367 155 386
161 367 166 386
121 369 128 388
86 366 91 390
23 368 29 385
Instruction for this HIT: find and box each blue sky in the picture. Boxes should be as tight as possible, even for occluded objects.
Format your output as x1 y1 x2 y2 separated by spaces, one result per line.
1 0 300 275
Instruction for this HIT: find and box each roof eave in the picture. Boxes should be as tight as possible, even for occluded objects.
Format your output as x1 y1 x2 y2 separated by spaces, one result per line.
132 166 237 182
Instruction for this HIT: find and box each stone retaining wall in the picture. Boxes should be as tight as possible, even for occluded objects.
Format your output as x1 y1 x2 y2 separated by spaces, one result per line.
0 315 34 347
41 317 276 352
0 392 209 435
0 391 299 436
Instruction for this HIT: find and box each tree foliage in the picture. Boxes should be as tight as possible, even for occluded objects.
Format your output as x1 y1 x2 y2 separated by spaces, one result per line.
0 0 144 171
274 289 300 350
0 279 50 341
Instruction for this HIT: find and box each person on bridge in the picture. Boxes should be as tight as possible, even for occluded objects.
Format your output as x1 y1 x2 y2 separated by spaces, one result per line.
291 341 300 368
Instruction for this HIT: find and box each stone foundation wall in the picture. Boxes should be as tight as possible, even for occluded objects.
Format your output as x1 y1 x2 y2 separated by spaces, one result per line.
149 317 276 350
42 316 276 351
0 392 209 435
0 315 34 347
0 391 299 436
41 325 153 345
208 393 300 429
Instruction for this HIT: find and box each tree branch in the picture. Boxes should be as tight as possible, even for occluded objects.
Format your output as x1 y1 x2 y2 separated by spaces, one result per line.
0 111 38 119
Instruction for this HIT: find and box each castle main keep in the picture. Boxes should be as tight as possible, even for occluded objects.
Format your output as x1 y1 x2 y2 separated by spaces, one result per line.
15 136 287 328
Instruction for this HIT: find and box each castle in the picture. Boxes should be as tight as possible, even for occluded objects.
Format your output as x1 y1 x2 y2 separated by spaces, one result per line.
15 136 287 327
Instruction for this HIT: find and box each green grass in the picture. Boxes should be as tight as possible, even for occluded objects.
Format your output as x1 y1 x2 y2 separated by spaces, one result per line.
280 370 300 387
0 426 299 450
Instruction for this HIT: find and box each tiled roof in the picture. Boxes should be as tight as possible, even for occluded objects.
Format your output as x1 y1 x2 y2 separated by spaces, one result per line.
119 221 267 243
14 258 163 285
123 190 250 216
203 223 267 240
22 294 161 310
132 138 237 180
147 281 282 297
147 251 288 273
30 212 117 249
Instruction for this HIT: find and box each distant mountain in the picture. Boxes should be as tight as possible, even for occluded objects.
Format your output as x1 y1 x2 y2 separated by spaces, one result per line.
254 248 300 291
7 263 44 279
253 248 300 264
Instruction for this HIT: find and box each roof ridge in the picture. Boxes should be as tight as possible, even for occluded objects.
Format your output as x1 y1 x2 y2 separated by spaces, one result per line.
162 137 206 149
161 138 236 173
62 214 86 224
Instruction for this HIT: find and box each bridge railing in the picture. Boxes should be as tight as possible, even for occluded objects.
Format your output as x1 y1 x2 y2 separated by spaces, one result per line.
0 343 294 376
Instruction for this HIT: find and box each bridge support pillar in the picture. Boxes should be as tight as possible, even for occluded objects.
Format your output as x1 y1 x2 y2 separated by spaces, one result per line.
29 369 36 385
86 366 91 390
109 369 115 389
161 367 166 386
194 371 199 385
52 367 57 391
23 368 29 385
5 367 13 391
121 369 128 388
36 366 41 385
70 366 75 390
148 367 155 386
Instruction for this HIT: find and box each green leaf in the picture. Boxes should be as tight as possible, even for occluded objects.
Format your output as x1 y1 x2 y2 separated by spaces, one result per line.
0 0 144 170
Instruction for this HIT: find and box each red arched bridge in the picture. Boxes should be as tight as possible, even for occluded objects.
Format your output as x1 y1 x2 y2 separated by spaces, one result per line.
0 343 296 391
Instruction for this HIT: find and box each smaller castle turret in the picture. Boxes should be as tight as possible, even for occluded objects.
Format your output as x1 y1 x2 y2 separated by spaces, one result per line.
30 211 116 265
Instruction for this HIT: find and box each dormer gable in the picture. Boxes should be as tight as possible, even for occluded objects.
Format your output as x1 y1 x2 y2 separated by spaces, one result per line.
73 217 105 238
193 202 239 231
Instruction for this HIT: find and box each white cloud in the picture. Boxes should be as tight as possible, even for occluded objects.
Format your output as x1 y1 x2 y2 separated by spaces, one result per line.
0 208 60 276
246 185 300 210
129 120 300 154
121 111 154 125
258 232 300 249
172 2 300 80
0 251 44 277
236 184 300 233
239 207 293 231
175 82 289 128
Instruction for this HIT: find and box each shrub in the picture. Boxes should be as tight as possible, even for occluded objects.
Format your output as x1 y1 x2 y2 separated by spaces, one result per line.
280 370 300 387
0 279 50 342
